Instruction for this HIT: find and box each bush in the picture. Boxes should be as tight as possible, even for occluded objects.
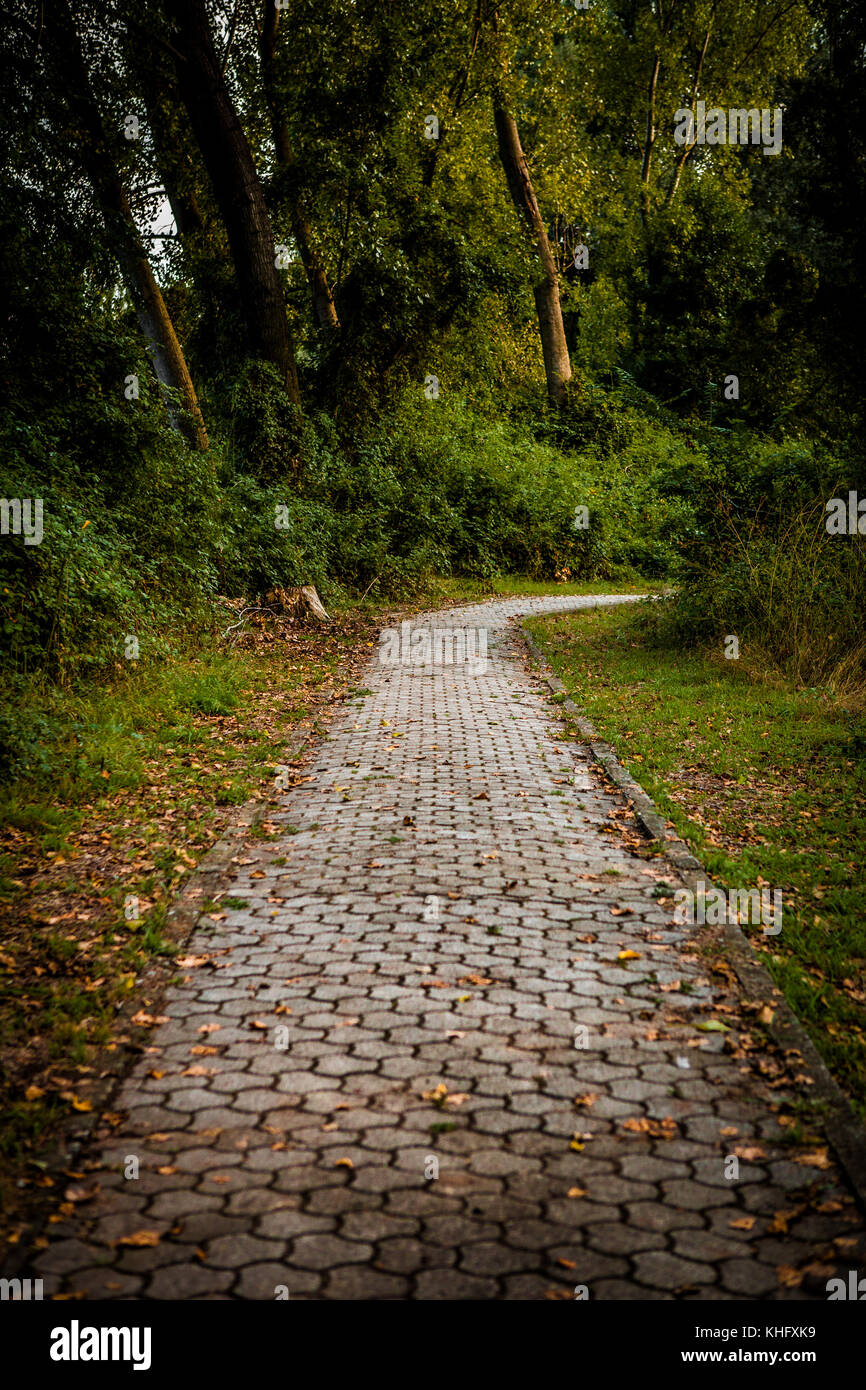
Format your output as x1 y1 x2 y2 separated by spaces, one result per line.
650 430 866 702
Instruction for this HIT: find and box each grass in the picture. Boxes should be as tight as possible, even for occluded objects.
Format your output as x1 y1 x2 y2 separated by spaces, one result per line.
0 607 375 1240
525 600 866 1120
414 573 665 606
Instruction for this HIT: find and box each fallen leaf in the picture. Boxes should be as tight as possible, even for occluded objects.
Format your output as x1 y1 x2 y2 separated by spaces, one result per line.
622 1116 678 1139
63 1182 99 1204
115 1230 161 1248
795 1149 831 1170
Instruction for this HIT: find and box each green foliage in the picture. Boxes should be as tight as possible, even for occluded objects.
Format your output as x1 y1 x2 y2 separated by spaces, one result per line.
651 436 866 697
1 0 863 716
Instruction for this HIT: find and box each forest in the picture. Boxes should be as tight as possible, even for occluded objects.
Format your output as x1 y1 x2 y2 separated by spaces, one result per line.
1 0 863 698
0 0 865 1299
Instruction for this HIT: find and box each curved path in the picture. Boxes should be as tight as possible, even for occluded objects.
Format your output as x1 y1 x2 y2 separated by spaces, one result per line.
30 595 865 1299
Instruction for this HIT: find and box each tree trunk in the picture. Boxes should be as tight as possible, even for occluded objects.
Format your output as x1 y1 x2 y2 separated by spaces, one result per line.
45 0 209 450
166 0 301 402
114 208 209 450
640 52 661 205
492 95 572 405
260 1 338 333
135 66 207 241
665 22 713 207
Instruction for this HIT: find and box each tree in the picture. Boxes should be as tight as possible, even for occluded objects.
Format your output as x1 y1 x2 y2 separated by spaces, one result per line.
164 0 301 402
45 0 209 449
258 1 339 333
489 12 572 406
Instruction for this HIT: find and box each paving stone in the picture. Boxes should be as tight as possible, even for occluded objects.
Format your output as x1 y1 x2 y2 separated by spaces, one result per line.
376 1237 455 1274
205 1234 284 1268
591 1279 670 1301
455 1241 529 1278
32 1239 103 1275
585 1223 666 1256
290 1233 373 1269
632 1250 717 1290
147 1264 235 1299
67 1268 144 1298
414 1269 498 1299
326 1265 410 1298
718 1258 781 1297
235 1263 321 1300
22 593 864 1300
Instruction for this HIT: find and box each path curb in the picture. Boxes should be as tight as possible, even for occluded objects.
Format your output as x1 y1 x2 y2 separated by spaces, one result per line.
520 611 866 1218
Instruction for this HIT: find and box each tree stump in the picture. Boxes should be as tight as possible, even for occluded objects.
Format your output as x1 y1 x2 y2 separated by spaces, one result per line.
266 585 330 624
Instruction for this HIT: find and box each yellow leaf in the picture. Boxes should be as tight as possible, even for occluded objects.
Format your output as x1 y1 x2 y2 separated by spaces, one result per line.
116 1230 161 1248
794 1149 831 1170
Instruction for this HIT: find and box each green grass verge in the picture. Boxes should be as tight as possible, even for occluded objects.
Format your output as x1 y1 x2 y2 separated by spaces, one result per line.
525 601 866 1121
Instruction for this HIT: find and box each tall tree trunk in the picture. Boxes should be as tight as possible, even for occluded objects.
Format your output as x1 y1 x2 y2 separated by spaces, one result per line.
135 66 206 241
665 21 713 207
45 0 208 449
640 52 661 206
166 0 301 402
640 0 677 203
260 1 338 332
491 86 572 406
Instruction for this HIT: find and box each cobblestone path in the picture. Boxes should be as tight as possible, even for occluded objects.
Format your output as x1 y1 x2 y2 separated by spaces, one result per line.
31 596 865 1299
